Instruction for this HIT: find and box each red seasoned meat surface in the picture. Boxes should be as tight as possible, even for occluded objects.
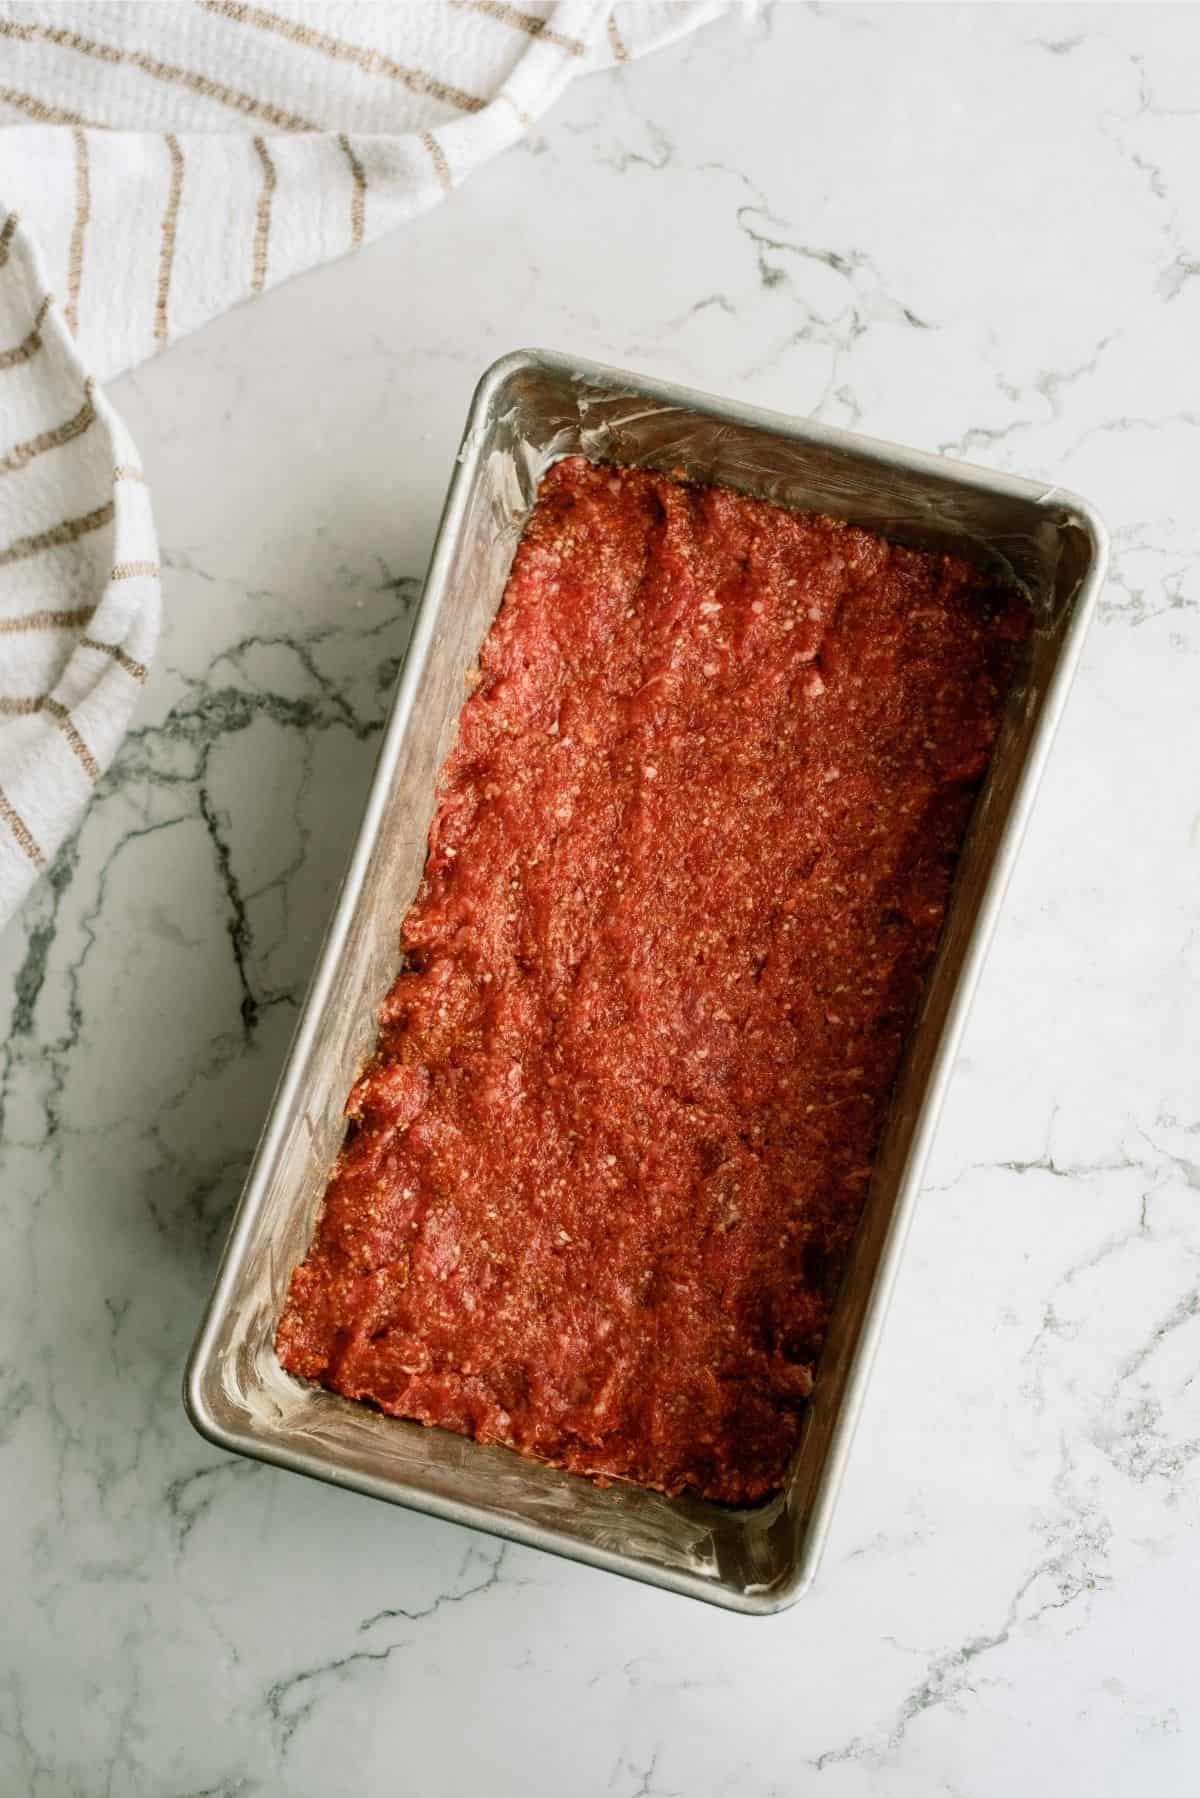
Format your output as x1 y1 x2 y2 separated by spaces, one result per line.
276 456 1028 1502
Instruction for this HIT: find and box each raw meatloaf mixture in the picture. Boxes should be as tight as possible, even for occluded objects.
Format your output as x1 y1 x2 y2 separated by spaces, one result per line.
277 456 1028 1502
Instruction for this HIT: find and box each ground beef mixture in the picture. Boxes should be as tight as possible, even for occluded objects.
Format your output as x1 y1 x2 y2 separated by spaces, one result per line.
276 456 1029 1503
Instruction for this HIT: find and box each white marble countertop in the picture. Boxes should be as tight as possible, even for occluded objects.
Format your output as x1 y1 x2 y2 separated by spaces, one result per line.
3 5 1198 1793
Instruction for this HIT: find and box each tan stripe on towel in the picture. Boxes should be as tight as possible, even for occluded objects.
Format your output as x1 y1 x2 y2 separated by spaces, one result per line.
64 128 91 336
0 19 319 132
338 135 367 249
0 502 114 570
0 693 49 717
251 136 276 294
80 635 148 683
0 785 45 868
0 296 50 372
0 386 96 476
155 135 185 350
44 699 101 781
110 561 161 581
452 0 586 57
113 464 147 483
0 212 18 267
0 84 95 127
421 131 452 194
0 606 95 635
198 0 487 113
607 11 631 62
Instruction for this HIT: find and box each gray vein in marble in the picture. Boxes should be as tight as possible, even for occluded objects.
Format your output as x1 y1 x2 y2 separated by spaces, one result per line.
175 1782 255 1798
267 1640 410 1756
1034 34 1085 57
813 1433 1112 1771
5 822 184 1158
596 116 674 176
1095 50 1200 302
198 780 284 1039
924 1119 1142 1197
1068 411 1200 456
1 1674 68 1798
732 201 932 342
603 142 933 420
266 1543 513 1757
1119 1283 1200 1388
687 294 736 319
106 1667 148 1798
357 1542 516 1631
587 1657 725 1698
1101 530 1198 627
608 1745 671 1798
165 1458 264 1553
0 1368 33 1445
937 334 1120 462
0 846 80 1146
143 1131 255 1259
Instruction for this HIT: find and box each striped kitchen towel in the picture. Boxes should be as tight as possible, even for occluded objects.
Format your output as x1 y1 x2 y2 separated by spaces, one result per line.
0 0 728 921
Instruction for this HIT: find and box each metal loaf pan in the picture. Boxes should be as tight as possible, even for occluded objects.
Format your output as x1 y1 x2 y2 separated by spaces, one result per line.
185 350 1108 1613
